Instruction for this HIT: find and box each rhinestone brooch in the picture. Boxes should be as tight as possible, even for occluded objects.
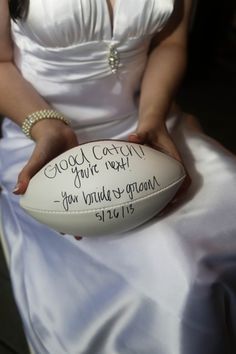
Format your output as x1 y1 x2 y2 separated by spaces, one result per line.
108 44 120 73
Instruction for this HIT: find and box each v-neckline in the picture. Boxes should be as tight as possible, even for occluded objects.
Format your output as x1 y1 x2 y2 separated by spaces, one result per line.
103 0 120 39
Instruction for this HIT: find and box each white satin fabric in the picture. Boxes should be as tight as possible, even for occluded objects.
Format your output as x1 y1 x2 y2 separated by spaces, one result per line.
1 1 236 353
11 0 173 140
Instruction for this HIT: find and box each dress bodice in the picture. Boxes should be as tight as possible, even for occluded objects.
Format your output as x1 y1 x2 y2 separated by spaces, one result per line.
13 0 174 46
9 0 174 142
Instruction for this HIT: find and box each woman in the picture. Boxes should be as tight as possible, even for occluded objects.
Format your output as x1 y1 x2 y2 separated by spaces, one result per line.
1 0 236 353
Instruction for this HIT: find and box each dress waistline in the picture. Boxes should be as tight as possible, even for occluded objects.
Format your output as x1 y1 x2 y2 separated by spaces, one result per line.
13 34 151 82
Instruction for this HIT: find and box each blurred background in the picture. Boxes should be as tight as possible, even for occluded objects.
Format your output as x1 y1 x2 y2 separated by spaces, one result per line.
0 0 236 353
178 0 236 153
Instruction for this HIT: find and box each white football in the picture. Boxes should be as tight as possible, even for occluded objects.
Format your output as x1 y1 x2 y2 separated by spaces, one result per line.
20 140 186 236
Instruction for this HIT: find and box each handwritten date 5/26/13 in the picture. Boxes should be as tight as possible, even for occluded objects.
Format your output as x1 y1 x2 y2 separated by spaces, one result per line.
95 204 135 223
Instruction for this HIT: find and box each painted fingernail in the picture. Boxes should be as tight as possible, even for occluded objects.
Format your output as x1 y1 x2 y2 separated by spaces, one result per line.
74 236 82 241
12 183 20 194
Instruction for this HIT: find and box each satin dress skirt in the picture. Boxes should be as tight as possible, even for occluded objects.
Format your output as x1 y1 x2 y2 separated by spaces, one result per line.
1 114 236 354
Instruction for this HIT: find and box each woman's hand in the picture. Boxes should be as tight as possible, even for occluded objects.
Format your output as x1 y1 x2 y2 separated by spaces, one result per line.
13 119 82 241
128 122 191 199
128 122 181 161
13 119 78 195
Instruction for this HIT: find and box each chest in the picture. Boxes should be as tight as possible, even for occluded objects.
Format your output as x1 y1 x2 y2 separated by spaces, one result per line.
14 0 174 47
106 0 115 29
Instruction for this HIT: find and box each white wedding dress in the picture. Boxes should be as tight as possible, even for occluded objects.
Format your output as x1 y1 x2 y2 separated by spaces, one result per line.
1 1 236 353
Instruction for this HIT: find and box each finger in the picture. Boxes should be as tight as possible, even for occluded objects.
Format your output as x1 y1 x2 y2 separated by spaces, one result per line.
150 131 182 162
151 142 180 161
14 143 52 195
59 232 83 241
128 133 142 144
12 180 28 195
74 236 83 241
60 233 83 241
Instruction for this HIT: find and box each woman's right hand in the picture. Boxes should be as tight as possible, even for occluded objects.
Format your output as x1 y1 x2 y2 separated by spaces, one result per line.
13 119 78 195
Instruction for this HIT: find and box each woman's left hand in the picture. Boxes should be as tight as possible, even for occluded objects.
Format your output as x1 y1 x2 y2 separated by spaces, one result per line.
128 123 191 200
128 123 181 162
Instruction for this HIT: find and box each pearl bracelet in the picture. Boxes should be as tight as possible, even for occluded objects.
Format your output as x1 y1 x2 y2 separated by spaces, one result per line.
21 109 70 138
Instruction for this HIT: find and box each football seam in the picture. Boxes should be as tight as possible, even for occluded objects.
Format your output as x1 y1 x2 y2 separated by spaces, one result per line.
21 174 186 215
